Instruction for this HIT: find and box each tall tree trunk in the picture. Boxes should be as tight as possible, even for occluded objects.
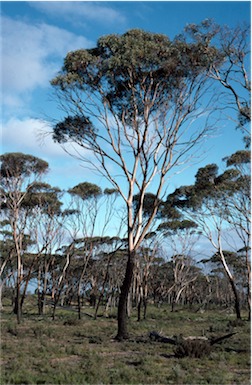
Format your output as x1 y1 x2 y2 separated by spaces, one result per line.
137 296 142 322
0 252 12 311
37 265 44 315
77 260 89 320
13 214 22 324
245 249 251 321
77 294 82 320
15 274 21 324
42 261 49 315
220 250 241 319
229 277 241 319
0 283 3 310
14 253 22 324
115 250 135 340
247 284 251 321
52 249 71 320
143 297 147 319
142 269 149 320
20 259 36 312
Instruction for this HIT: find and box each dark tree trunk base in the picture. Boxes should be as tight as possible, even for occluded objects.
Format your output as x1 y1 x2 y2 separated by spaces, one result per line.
116 250 135 340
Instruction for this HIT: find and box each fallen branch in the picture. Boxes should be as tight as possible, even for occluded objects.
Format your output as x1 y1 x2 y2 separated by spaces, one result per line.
149 330 237 358
210 332 237 345
149 331 177 345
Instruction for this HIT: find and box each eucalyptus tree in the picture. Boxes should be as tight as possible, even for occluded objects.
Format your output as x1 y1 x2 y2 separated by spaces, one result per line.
157 219 201 311
67 182 120 319
0 224 15 309
93 236 126 319
213 24 251 146
166 161 249 319
132 239 160 321
22 182 63 315
50 28 223 339
51 242 75 320
222 151 250 246
183 20 251 146
205 250 247 293
222 150 251 318
0 153 48 323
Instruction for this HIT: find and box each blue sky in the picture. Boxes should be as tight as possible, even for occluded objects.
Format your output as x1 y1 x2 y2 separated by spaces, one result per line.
1 0 250 195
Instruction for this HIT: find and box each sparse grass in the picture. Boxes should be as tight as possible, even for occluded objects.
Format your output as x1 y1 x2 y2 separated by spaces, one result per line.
1 300 250 384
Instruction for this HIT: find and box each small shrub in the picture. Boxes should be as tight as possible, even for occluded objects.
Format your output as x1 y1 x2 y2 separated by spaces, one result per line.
7 324 18 336
63 317 79 326
73 330 86 338
174 339 212 358
169 363 186 383
227 319 245 328
33 326 44 338
88 335 103 344
32 324 55 339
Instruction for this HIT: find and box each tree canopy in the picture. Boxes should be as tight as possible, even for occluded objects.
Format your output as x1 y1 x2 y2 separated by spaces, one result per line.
0 153 48 179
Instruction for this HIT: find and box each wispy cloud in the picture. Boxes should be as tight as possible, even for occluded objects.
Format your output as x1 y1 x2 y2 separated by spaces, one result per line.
1 116 108 190
29 1 126 26
2 16 93 109
2 117 67 157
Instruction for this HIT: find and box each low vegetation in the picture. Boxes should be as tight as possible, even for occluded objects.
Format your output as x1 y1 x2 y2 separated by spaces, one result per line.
1 296 250 385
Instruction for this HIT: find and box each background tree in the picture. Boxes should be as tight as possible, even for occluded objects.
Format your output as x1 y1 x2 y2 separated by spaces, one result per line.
93 237 126 319
67 182 119 319
23 182 64 315
222 151 251 319
50 241 75 320
212 24 251 147
0 153 48 323
68 182 102 319
50 29 223 339
157 219 201 311
166 160 249 319
132 238 160 321
183 20 250 146
205 250 247 296
0 222 15 310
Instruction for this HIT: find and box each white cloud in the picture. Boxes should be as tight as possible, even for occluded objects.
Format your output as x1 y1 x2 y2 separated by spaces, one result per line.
1 16 93 108
2 117 68 157
2 116 98 172
1 117 108 190
29 1 126 26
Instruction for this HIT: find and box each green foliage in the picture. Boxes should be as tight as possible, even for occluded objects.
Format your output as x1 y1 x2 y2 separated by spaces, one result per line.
183 18 221 44
0 152 48 179
224 150 251 167
68 181 102 200
183 21 250 147
98 29 171 70
195 163 218 188
158 219 198 233
51 28 223 141
166 155 248 212
21 183 63 214
133 192 162 218
104 187 119 195
53 115 96 144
